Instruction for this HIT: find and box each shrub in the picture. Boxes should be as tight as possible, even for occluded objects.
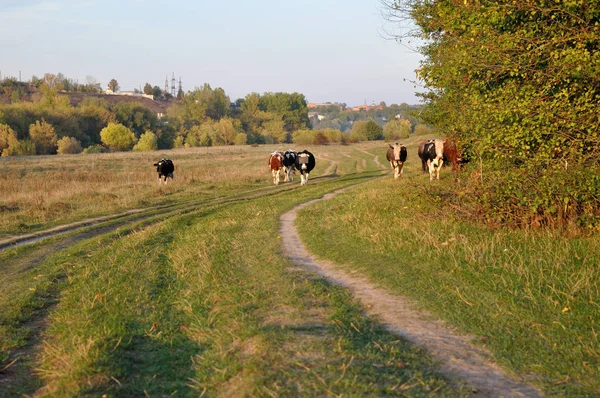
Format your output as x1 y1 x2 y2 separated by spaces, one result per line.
100 122 136 151
29 119 58 154
83 144 106 154
133 131 158 152
383 119 411 141
2 139 36 156
57 136 83 154
0 123 17 156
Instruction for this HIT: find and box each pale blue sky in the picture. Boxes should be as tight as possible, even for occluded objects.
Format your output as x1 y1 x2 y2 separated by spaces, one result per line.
0 0 423 106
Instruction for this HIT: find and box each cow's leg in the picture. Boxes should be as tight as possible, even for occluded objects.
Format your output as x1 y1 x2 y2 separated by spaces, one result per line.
300 172 306 186
399 162 404 175
427 160 435 181
393 161 400 179
283 167 290 182
276 169 281 185
158 174 162 184
272 169 277 185
305 173 309 185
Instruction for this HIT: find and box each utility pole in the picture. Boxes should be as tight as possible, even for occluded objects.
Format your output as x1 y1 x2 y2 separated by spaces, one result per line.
171 72 176 97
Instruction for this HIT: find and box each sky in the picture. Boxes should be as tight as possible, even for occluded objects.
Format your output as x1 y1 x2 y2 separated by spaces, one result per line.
0 0 424 107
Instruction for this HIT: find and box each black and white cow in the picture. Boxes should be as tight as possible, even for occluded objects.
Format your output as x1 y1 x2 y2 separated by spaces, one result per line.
417 140 444 180
295 150 316 186
282 149 297 182
386 143 408 179
153 158 174 184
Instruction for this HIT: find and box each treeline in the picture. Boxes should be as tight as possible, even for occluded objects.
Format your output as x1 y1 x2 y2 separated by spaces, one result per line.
0 74 428 156
387 0 600 231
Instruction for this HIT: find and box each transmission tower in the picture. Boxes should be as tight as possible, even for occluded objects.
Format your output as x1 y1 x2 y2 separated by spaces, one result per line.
171 73 176 97
164 75 169 96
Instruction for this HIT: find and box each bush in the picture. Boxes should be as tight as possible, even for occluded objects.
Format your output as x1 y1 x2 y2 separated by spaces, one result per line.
2 139 36 156
29 119 58 154
83 144 107 154
57 136 83 154
100 122 136 151
451 161 600 232
0 123 17 156
383 119 411 141
133 131 158 152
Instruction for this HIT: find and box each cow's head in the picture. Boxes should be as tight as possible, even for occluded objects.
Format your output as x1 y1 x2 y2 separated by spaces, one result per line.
392 143 405 161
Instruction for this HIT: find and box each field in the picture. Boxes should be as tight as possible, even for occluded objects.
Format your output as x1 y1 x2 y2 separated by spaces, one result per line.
1 138 599 396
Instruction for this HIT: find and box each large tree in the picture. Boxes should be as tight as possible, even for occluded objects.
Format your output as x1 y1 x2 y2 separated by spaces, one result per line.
107 79 119 93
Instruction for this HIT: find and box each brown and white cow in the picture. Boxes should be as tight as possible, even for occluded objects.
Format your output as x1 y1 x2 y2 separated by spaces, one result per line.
443 140 469 172
386 143 408 179
418 139 444 180
268 151 284 185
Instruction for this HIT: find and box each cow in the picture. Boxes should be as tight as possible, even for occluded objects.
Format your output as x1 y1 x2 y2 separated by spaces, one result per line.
295 150 316 186
443 140 470 171
268 151 284 185
386 143 408 179
418 139 444 180
153 158 174 184
282 149 298 182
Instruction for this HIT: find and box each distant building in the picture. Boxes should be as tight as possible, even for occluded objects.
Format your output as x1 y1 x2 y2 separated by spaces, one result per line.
307 102 343 110
105 87 154 100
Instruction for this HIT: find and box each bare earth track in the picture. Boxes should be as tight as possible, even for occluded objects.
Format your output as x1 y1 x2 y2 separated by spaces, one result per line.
280 188 544 397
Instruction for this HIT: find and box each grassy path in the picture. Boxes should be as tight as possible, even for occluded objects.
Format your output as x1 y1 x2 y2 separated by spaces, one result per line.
1 142 472 396
281 187 542 397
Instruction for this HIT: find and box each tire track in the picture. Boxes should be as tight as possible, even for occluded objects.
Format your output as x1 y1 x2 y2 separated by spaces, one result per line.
279 187 543 397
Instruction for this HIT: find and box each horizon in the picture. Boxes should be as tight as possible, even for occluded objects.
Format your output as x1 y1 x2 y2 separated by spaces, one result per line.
0 0 424 108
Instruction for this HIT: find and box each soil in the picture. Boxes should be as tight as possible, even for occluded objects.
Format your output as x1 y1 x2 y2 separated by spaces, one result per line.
279 188 544 397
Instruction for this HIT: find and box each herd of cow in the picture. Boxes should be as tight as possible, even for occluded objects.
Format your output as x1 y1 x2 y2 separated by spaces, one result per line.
152 139 462 186
268 149 316 186
387 139 464 181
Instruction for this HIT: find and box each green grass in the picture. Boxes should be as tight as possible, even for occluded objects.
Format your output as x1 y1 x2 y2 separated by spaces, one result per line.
296 159 600 396
1 142 468 396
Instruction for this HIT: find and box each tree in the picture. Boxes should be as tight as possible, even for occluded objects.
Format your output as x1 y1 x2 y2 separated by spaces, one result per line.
112 102 158 137
383 119 411 141
349 120 383 142
85 76 102 93
152 86 163 99
133 131 158 151
100 123 136 151
29 119 58 154
57 136 83 154
107 79 119 93
0 124 17 156
143 83 153 95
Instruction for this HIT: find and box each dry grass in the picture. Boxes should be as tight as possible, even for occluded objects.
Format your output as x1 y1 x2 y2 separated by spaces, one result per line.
0 143 391 238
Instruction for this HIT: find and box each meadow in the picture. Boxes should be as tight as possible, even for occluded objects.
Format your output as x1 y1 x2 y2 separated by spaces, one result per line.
1 137 598 396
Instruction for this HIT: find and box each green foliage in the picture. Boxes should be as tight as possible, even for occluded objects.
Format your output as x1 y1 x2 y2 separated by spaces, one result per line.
383 118 411 141
29 119 58 155
143 83 153 95
350 120 383 142
387 0 600 230
107 79 119 92
292 128 342 145
260 119 287 144
56 137 83 154
100 123 136 151
185 124 214 147
259 92 310 133
112 102 157 137
82 144 106 154
133 131 158 152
